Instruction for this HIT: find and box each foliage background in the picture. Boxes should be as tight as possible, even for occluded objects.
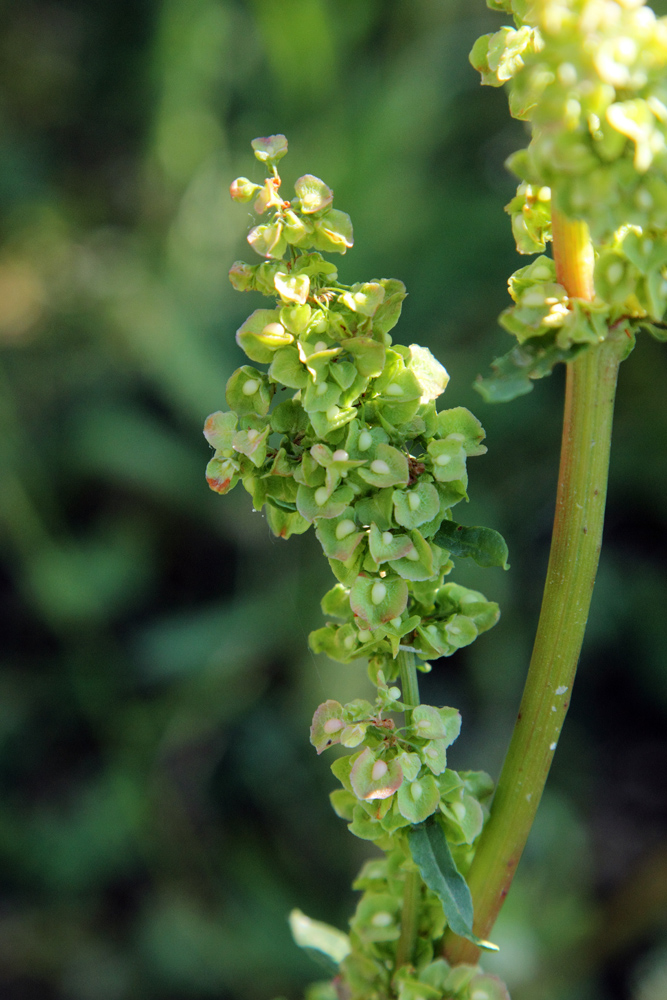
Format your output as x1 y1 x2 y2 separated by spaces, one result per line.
1 1 666 998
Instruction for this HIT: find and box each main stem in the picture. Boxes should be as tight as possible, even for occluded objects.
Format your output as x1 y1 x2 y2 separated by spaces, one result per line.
395 650 421 970
444 208 625 964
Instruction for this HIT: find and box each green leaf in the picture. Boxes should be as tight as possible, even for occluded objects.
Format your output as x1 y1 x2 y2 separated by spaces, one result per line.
408 820 497 950
433 521 509 569
288 909 351 975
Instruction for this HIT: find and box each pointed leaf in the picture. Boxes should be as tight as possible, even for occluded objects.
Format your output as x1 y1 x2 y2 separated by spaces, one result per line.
408 820 497 950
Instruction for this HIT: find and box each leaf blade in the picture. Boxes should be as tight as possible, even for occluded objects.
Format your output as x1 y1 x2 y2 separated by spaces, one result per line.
407 820 498 951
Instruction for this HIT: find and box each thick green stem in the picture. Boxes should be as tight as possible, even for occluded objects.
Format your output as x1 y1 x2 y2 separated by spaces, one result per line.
444 211 625 964
395 650 421 970
399 648 420 725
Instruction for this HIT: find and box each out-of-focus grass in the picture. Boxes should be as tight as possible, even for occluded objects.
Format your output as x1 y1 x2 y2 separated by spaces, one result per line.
0 2 666 999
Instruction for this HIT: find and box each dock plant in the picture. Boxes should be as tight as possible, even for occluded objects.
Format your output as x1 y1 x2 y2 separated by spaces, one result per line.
204 1 667 995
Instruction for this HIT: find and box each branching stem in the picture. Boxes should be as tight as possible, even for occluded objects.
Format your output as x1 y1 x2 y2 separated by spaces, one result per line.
444 208 626 964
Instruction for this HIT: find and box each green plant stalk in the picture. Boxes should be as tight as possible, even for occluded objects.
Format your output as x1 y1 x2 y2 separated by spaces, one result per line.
444 209 626 965
395 650 421 969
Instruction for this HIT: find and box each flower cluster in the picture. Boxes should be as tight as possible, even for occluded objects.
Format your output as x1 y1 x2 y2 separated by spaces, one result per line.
206 137 508 996
471 0 667 400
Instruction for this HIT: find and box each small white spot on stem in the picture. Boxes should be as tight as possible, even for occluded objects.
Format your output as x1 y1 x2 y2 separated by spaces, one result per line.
555 685 568 695
550 742 557 750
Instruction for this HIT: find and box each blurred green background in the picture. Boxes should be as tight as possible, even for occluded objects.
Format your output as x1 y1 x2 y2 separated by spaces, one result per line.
1 1 666 998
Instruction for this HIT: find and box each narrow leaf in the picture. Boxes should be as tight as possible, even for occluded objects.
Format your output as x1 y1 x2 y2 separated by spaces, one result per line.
434 521 509 569
408 820 498 951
